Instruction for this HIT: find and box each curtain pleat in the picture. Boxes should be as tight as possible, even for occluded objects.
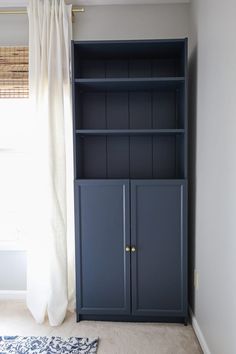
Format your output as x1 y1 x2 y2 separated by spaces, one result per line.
27 0 74 326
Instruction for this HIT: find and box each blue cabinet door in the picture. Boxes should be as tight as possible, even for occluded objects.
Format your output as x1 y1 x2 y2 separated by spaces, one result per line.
131 180 187 317
75 180 130 315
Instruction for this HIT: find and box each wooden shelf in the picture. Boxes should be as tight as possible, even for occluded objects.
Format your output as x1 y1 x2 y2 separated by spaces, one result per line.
76 129 185 136
74 77 185 91
74 178 186 182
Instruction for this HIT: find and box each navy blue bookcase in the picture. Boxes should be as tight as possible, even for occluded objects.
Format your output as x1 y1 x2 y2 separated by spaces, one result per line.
72 39 188 324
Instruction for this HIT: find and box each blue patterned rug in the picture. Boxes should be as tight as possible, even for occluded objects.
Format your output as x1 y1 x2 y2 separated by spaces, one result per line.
0 336 98 354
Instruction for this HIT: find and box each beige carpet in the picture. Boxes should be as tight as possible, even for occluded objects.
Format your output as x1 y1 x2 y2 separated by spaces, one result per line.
0 300 202 354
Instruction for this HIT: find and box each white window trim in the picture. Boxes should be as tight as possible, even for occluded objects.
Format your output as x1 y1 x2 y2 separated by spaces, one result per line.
0 240 26 251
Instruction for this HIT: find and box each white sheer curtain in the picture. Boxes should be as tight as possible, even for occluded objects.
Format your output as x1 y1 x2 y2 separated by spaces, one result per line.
27 0 75 326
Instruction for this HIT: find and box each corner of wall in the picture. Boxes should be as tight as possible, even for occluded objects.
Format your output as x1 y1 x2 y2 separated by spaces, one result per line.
189 307 211 354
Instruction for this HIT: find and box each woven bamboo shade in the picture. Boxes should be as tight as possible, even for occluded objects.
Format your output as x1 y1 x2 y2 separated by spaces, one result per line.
0 47 29 98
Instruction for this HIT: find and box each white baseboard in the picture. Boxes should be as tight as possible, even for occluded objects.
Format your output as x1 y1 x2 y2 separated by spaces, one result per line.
189 307 211 354
0 290 26 300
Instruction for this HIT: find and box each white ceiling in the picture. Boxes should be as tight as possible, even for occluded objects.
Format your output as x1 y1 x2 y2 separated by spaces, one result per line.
0 0 190 8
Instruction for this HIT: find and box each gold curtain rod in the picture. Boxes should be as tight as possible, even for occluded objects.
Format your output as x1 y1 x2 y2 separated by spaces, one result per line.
0 7 84 15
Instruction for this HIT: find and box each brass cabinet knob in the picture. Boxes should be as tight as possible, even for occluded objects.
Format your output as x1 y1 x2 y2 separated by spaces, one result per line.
125 246 130 252
131 246 136 252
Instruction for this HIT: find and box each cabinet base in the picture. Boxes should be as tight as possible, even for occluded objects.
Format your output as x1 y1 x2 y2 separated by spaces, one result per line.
77 313 188 324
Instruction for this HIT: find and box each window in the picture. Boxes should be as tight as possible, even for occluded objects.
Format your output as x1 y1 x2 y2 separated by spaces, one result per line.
0 47 30 250
0 99 32 250
0 46 28 98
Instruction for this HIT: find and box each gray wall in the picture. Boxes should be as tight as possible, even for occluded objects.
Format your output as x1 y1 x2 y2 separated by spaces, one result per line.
190 1 236 353
0 4 190 290
73 4 190 40
0 12 28 45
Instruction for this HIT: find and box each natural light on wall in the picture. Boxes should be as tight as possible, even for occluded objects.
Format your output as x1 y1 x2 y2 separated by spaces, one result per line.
0 99 32 250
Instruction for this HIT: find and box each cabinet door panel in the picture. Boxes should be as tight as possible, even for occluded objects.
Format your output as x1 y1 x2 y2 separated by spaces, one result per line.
131 180 187 317
75 180 130 315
